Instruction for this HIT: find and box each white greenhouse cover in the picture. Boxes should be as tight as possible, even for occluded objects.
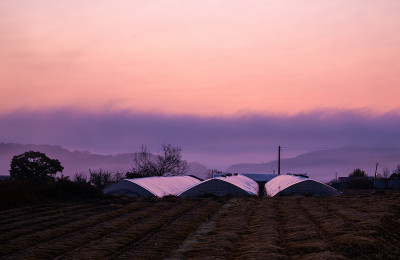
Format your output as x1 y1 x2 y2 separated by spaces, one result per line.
265 175 340 197
178 174 259 197
213 174 259 196
124 176 201 197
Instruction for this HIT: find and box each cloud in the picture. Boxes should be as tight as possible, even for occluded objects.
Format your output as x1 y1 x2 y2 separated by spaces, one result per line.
1 109 400 169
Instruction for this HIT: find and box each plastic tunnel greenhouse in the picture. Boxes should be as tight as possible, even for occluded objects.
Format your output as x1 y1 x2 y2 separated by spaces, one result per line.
103 176 201 198
179 174 259 198
264 175 341 197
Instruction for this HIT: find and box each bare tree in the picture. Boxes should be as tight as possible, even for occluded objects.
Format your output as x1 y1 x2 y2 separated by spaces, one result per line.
393 165 400 175
89 169 113 190
113 172 125 182
133 144 189 177
73 172 88 184
382 167 390 179
390 165 400 179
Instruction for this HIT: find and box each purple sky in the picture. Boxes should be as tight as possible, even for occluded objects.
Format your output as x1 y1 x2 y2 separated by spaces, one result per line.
2 2 400 177
1 109 400 170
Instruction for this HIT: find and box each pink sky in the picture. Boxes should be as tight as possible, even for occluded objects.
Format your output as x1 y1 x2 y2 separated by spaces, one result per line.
1 1 400 116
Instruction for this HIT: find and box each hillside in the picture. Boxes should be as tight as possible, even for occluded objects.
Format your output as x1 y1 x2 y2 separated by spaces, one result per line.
2 143 400 182
0 143 208 179
227 149 400 181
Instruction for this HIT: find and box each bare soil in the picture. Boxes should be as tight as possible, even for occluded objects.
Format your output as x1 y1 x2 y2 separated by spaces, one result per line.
1 194 399 259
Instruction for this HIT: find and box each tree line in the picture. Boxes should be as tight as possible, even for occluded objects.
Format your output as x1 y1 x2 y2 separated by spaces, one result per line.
349 166 400 179
8 144 190 190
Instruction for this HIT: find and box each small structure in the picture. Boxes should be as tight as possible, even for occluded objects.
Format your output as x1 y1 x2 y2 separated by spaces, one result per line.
264 175 341 197
373 179 400 190
0 175 10 181
179 174 259 198
103 176 201 198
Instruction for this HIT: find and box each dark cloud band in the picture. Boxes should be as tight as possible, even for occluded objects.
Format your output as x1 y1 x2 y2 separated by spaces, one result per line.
1 109 400 168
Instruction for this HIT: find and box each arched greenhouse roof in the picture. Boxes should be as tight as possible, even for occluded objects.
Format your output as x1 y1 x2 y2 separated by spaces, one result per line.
179 174 259 197
103 175 201 198
264 175 341 197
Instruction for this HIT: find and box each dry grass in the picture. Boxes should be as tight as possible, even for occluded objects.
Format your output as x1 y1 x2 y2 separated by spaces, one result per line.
229 199 286 259
0 194 399 259
173 198 252 259
115 198 224 259
0 203 112 242
299 194 400 259
274 197 334 258
60 199 198 259
1 200 151 258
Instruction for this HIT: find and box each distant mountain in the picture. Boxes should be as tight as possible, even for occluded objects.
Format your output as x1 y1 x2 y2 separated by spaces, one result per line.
3 143 399 182
227 149 400 182
186 162 208 180
0 143 208 179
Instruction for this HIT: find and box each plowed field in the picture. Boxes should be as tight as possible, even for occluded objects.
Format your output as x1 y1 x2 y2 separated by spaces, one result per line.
1 194 399 259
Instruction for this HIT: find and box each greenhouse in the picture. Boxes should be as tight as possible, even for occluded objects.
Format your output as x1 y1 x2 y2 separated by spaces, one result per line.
103 176 201 198
264 174 341 197
179 174 259 198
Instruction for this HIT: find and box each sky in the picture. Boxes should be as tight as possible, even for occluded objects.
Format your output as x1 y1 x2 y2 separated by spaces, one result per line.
1 1 400 170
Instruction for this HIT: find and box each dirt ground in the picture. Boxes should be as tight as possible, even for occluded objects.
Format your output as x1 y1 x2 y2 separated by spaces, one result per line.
1 194 399 259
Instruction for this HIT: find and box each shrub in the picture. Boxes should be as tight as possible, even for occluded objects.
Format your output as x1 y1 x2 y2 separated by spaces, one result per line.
89 169 113 190
349 168 367 178
0 178 102 209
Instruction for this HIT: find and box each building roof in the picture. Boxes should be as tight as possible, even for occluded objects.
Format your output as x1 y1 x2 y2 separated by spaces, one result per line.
264 174 341 197
104 176 201 198
215 174 259 195
179 174 259 197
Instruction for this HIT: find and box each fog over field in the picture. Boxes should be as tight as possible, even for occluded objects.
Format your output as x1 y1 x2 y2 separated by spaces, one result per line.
1 142 399 182
2 109 400 181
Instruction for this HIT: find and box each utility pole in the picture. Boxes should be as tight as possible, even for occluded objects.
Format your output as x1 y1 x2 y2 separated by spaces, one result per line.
375 162 378 179
278 146 281 175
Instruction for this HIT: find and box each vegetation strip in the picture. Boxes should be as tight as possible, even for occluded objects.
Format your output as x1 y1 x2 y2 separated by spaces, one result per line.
172 198 255 259
112 199 224 259
168 198 234 259
56 199 198 259
0 201 149 257
0 203 67 225
0 195 399 259
298 196 400 259
276 197 330 259
49 201 171 259
323 195 400 257
231 199 286 259
0 203 108 239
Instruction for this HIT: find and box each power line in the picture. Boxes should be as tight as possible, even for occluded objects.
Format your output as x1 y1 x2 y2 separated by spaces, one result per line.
282 147 399 151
